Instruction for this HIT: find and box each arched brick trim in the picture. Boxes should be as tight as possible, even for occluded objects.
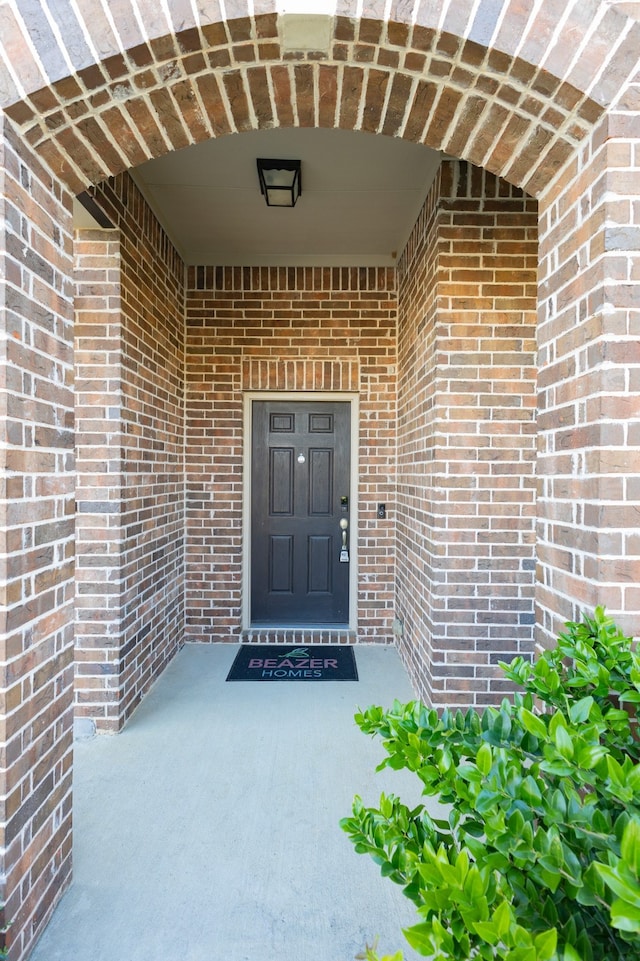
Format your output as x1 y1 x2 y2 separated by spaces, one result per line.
1 4 638 198
2 2 638 117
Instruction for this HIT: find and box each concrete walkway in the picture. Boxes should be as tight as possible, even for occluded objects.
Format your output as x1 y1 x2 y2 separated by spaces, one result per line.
29 644 428 961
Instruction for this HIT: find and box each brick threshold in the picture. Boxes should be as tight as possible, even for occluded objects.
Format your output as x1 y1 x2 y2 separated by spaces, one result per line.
241 628 356 645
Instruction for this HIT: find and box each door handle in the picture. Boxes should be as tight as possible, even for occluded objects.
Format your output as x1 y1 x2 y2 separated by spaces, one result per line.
340 517 348 546
339 518 349 563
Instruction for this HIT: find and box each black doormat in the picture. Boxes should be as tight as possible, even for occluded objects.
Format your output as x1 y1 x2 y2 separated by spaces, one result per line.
226 645 358 682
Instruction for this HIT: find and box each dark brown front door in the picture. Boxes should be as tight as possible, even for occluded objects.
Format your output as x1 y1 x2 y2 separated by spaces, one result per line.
251 400 351 625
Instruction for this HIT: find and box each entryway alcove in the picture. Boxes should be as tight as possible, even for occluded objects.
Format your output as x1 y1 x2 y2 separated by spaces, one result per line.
2 4 639 959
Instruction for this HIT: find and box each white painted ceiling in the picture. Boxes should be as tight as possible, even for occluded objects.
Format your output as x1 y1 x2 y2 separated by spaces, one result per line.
121 128 442 267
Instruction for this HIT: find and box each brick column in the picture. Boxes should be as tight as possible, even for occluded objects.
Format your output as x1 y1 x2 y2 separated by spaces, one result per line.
74 229 124 730
73 175 186 733
397 161 538 707
537 85 640 644
0 119 75 959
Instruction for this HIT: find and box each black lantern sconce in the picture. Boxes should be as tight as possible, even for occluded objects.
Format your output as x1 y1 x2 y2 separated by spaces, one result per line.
256 158 302 207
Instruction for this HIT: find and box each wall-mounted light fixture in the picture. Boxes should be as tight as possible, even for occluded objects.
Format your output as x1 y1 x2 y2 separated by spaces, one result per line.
256 158 302 207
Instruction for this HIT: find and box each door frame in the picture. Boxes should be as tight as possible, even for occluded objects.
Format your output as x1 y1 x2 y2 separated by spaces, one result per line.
242 391 359 631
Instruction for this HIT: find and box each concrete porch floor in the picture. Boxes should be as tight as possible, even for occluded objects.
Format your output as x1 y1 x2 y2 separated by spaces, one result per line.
29 644 428 961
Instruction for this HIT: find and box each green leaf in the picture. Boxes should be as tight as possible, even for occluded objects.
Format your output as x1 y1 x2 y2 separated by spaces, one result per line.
548 711 566 737
493 899 512 938
520 774 543 805
553 724 575 760
533 928 557 960
575 743 607 770
519 708 548 740
476 789 499 814
457 763 483 783
462 820 485 838
606 755 626 786
546 669 561 693
492 710 512 742
507 946 536 961
610 898 640 932
626 765 640 793
403 922 436 954
595 864 640 907
508 809 526 838
546 788 567 820
569 696 594 724
539 758 574 778
463 866 489 902
436 748 453 774
578 861 606 905
562 945 584 961
621 818 640 877
473 920 500 945
476 741 493 776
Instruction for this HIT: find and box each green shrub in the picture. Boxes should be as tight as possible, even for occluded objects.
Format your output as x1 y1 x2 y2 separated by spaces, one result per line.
341 607 640 961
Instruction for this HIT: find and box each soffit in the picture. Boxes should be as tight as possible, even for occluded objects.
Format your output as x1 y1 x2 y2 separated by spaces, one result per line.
121 128 442 267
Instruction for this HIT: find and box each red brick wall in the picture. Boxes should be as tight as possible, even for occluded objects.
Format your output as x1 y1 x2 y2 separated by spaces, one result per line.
74 174 185 732
395 171 442 698
397 161 539 707
537 87 640 645
185 266 397 642
0 118 75 960
74 229 124 729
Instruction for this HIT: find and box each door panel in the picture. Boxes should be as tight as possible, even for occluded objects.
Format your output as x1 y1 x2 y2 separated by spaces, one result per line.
269 536 293 593
308 535 332 593
251 400 350 625
309 449 332 514
270 449 294 514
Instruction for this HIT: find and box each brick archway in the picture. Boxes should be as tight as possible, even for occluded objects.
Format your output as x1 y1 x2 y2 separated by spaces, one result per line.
3 5 626 197
2 3 640 959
